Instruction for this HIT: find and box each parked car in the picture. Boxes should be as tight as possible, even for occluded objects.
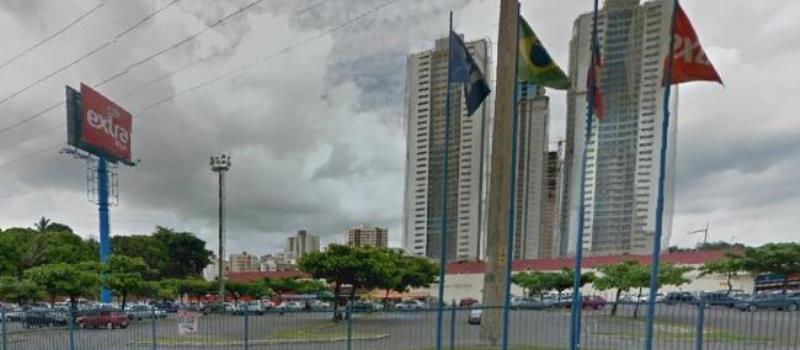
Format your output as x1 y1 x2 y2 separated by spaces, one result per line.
511 297 549 310
22 310 67 328
698 292 739 308
239 301 266 315
201 303 236 315
664 291 696 305
459 298 479 308
737 293 799 312
276 301 304 312
150 301 179 313
124 305 167 320
467 308 482 325
581 296 606 310
77 311 129 329
395 299 426 310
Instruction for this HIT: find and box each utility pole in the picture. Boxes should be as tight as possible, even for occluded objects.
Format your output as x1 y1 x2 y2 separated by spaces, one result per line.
210 154 231 303
480 0 517 345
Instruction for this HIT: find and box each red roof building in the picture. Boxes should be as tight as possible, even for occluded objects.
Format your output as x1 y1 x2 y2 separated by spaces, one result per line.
227 270 308 283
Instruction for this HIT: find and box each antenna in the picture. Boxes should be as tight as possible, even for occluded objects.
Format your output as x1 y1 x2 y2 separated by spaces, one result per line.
687 223 710 245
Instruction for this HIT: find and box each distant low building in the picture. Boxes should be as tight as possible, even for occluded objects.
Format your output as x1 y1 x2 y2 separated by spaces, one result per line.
346 225 388 248
259 254 297 272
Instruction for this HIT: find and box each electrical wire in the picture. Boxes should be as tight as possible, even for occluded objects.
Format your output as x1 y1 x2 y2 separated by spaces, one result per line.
0 0 399 169
0 1 106 73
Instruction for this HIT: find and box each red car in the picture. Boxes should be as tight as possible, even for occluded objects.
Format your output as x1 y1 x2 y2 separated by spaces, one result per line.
459 298 479 307
581 296 606 310
77 311 129 329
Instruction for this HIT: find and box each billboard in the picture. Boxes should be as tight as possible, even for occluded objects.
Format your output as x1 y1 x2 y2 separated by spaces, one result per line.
66 84 133 164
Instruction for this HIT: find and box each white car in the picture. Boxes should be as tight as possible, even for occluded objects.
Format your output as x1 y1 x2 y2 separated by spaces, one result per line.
467 309 482 325
394 299 425 310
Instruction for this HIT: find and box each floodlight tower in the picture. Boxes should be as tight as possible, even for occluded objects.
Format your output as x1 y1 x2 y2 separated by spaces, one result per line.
210 154 231 302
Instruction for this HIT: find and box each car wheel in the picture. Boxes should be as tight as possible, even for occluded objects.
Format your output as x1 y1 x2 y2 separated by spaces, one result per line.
748 305 757 312
787 304 798 312
107 322 114 330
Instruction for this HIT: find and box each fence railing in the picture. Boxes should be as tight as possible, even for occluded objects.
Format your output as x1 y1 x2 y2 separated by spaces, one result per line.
1 301 799 350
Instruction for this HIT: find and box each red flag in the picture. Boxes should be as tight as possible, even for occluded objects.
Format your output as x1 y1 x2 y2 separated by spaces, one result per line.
664 3 722 86
587 44 604 119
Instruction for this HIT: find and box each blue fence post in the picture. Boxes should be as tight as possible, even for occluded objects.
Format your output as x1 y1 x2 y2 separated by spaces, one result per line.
694 303 705 350
68 307 76 350
2 307 7 350
449 300 457 350
347 300 354 350
151 307 157 350
244 305 250 350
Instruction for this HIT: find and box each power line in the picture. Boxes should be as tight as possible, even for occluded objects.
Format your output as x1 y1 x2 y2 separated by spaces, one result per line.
0 1 106 73
0 0 183 108
0 0 260 134
0 0 397 169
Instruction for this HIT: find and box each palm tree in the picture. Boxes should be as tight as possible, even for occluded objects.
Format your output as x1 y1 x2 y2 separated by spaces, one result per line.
34 217 51 232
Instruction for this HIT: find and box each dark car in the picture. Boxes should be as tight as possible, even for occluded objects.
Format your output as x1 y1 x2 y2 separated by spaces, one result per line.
459 298 479 307
698 292 739 308
77 311 129 329
581 296 606 310
22 310 68 328
664 291 696 305
737 293 799 312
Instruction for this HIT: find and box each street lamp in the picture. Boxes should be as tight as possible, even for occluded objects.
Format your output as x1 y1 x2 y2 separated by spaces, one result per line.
210 154 231 303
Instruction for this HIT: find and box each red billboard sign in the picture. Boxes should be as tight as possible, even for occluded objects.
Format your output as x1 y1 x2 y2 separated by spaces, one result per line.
80 84 132 162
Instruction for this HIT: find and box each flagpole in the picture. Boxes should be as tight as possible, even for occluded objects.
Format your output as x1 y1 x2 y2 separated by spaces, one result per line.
435 11 454 350
644 0 679 349
500 3 522 350
569 0 600 349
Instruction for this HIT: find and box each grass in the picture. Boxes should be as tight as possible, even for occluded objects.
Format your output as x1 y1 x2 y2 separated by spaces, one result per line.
133 321 388 346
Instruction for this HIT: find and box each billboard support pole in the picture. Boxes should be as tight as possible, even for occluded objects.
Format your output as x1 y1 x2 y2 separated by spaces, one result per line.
98 155 112 304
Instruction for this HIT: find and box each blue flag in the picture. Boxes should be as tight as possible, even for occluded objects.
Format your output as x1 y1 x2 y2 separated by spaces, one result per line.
449 31 490 116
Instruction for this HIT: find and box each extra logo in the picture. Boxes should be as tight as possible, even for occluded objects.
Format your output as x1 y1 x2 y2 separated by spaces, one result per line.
86 105 130 150
80 83 133 161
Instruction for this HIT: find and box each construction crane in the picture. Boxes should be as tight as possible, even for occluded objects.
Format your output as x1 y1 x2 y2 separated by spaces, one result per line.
688 223 710 245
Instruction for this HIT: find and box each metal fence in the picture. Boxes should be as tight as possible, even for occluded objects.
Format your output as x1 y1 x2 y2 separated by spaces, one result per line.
2 302 799 350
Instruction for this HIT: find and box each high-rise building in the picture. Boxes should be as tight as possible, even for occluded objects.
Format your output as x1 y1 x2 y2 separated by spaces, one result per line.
540 150 561 259
285 230 320 263
202 255 229 281
346 225 389 248
561 0 676 256
229 252 260 272
511 85 550 260
402 35 492 262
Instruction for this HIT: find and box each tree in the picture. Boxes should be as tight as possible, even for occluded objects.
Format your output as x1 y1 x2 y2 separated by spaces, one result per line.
511 271 553 299
699 254 744 293
152 227 212 279
594 261 692 317
740 243 800 293
34 217 51 232
111 235 169 279
25 263 101 308
375 250 437 303
104 255 151 309
263 278 326 300
18 231 95 271
299 245 392 321
551 268 595 300
0 277 43 304
172 278 212 303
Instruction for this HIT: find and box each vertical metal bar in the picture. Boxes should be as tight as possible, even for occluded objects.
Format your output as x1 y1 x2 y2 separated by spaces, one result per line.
694 303 704 350
1 307 6 350
98 156 112 303
436 12 454 350
644 1 679 349
570 1 600 349
244 306 250 350
151 307 157 350
68 307 76 350
218 169 226 302
449 300 457 350
347 299 354 350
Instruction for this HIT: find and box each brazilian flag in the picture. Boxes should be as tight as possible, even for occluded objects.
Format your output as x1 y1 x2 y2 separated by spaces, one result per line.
518 16 569 90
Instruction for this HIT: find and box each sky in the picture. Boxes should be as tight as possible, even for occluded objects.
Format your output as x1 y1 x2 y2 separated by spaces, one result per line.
0 0 797 258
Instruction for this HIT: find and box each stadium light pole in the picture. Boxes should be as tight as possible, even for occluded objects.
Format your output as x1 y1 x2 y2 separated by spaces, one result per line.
210 154 231 303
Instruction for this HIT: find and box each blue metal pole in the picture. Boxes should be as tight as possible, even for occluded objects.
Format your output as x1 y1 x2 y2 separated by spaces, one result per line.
98 155 112 304
694 302 705 350
570 1 600 349
347 299 354 350
449 300 457 350
436 11 454 350
68 307 76 350
644 1 678 349
1 307 6 350
501 4 521 350
151 307 157 350
244 306 250 350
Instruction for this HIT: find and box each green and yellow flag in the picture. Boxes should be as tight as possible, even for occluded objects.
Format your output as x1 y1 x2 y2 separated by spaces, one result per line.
518 16 569 90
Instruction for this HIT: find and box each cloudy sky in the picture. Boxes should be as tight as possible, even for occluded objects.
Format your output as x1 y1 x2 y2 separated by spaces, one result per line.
0 0 797 258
